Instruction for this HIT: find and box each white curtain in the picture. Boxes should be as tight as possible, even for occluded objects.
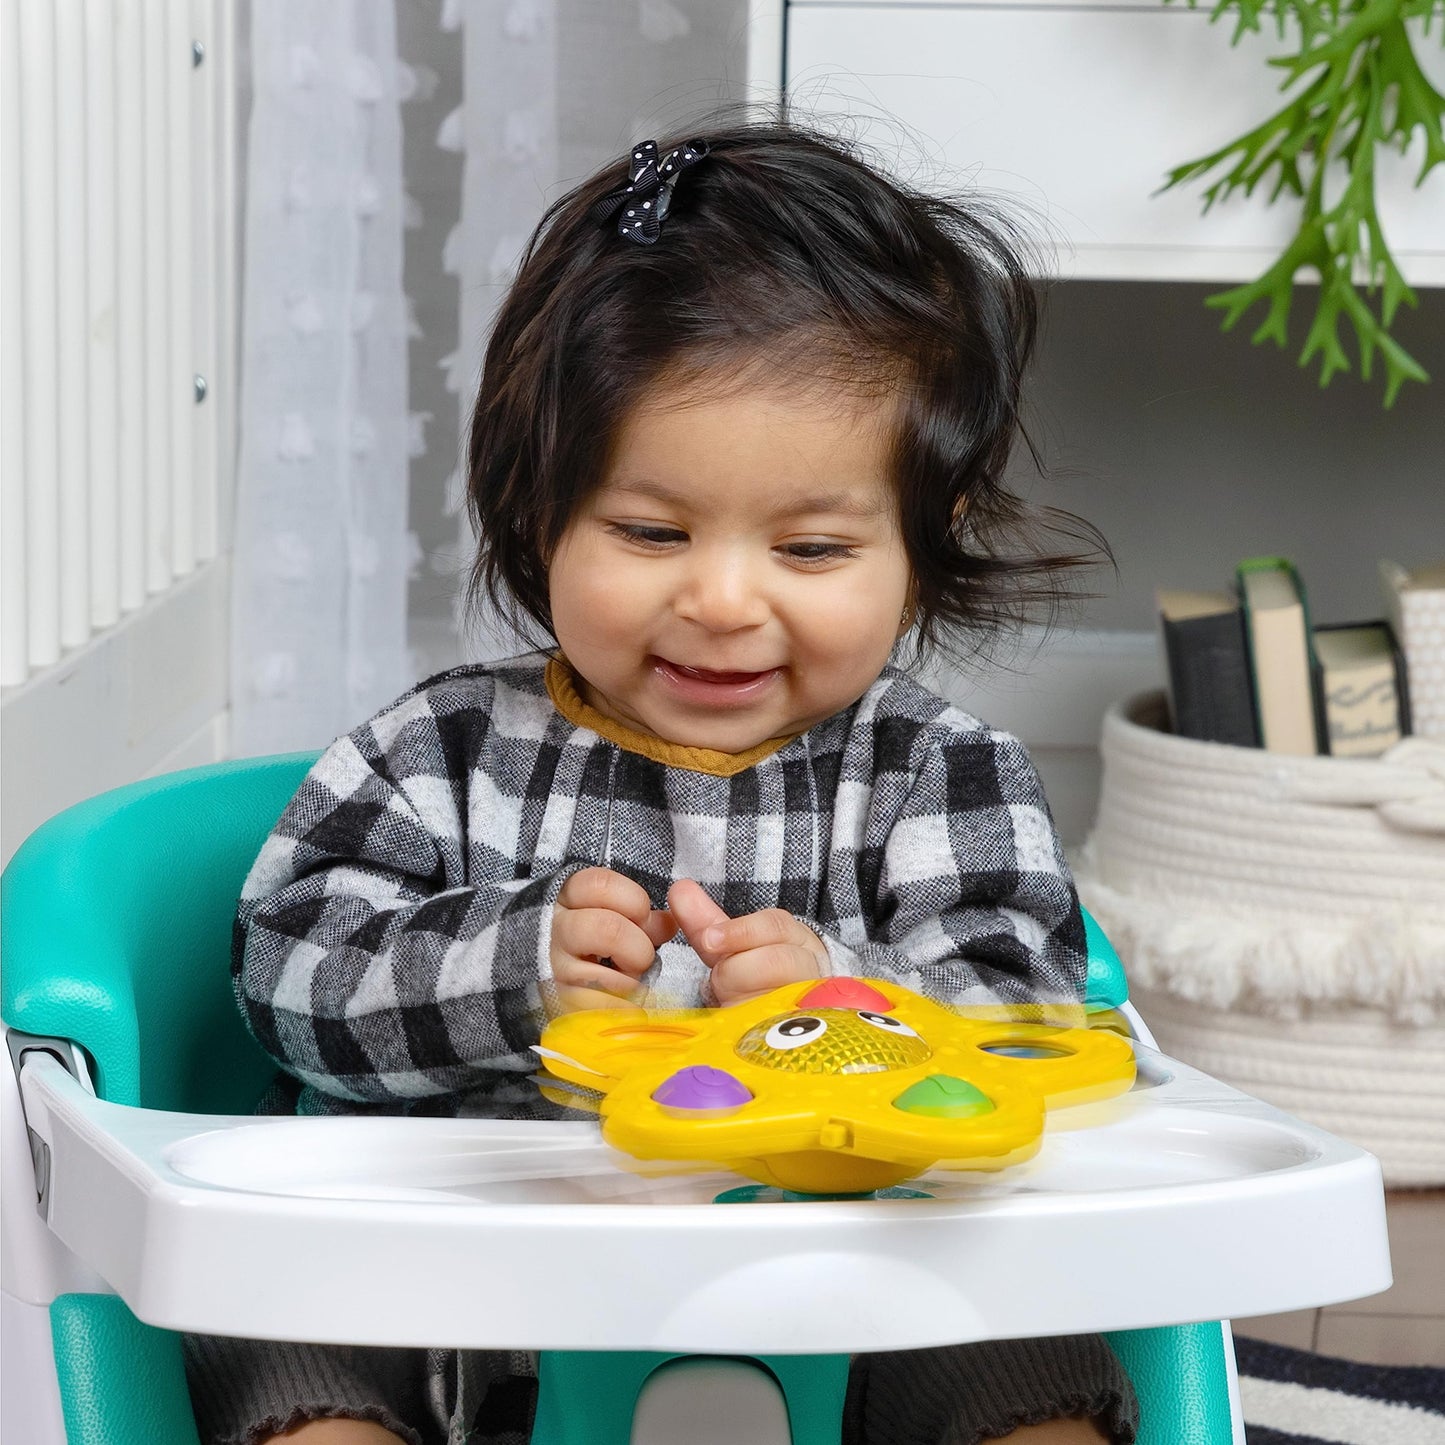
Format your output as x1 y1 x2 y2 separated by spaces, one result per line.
230 0 409 755
443 0 559 662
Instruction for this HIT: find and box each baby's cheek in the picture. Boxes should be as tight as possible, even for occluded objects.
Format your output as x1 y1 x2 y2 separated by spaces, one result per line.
552 564 650 657
798 591 900 669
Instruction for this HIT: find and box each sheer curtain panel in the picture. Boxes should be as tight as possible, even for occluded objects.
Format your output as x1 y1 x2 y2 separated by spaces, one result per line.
229 0 409 755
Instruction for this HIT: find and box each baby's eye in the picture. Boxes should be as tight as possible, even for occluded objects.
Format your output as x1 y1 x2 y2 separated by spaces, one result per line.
606 522 687 549
779 541 859 564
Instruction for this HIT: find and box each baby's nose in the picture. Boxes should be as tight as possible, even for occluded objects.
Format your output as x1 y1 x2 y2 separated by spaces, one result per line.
677 556 769 630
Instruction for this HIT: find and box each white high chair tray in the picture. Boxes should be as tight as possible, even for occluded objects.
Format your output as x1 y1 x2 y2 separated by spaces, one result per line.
21 1045 1390 1353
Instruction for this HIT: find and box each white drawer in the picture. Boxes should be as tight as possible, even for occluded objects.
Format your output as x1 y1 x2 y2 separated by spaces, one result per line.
785 3 1445 283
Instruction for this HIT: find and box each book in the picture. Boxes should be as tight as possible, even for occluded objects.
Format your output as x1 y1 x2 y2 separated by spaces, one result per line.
1156 589 1260 747
1380 559 1445 740
1236 557 1322 756
1312 622 1411 758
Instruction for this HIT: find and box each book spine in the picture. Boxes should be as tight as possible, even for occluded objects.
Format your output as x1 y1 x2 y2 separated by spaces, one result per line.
1313 622 1409 757
1162 610 1260 747
1310 649 1331 757
1236 558 1323 755
1288 559 1326 755
1397 587 1443 738
1392 623 1413 738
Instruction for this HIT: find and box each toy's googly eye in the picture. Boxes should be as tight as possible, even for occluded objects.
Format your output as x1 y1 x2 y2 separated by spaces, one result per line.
858 1011 918 1037
764 1015 827 1050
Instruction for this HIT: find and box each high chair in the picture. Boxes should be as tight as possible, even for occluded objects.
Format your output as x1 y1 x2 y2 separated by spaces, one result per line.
2 756 1393 1445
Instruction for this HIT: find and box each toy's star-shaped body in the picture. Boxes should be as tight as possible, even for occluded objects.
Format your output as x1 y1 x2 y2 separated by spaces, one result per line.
536 977 1136 1194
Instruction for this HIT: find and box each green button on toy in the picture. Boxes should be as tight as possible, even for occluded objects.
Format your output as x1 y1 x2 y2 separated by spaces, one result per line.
893 1074 994 1119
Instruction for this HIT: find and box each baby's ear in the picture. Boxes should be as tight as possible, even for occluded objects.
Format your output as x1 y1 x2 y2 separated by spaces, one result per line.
897 586 918 637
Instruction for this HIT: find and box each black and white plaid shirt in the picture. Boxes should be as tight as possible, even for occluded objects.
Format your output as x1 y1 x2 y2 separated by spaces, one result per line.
235 653 1086 1116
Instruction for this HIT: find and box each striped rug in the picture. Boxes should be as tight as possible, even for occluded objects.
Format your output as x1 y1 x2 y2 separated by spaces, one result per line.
1234 1336 1445 1444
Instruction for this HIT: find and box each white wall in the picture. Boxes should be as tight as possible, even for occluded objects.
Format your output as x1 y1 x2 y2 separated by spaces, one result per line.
1021 280 1445 635
0 559 230 870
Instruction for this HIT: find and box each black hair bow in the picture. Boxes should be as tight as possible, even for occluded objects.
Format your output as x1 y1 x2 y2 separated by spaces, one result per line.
590 138 710 245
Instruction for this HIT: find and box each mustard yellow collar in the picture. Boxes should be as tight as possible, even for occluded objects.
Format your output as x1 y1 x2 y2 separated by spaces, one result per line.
544 657 794 778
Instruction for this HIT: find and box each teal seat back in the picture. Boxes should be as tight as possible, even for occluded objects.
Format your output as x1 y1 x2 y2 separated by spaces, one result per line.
1 752 319 1111
1082 910 1128 1012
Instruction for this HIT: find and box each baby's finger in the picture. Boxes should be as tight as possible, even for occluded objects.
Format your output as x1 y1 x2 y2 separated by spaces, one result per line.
558 867 653 926
642 908 679 948
552 956 641 996
701 907 815 960
711 943 823 1005
666 879 731 962
553 907 655 977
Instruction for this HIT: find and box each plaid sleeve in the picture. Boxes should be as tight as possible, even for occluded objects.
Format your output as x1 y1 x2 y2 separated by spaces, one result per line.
816 722 1087 1010
233 692 580 1105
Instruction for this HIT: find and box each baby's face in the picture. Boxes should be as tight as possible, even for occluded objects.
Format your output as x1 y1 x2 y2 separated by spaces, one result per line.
548 373 912 753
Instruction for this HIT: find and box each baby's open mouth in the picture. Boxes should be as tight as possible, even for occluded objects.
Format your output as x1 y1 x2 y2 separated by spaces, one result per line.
666 662 772 684
653 658 782 704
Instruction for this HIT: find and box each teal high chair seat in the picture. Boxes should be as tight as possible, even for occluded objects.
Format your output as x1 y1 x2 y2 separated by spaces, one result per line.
2 756 1239 1445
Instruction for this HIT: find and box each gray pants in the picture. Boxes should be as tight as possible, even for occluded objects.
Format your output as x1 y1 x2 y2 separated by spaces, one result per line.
183 1338 533 1445
184 1334 1138 1445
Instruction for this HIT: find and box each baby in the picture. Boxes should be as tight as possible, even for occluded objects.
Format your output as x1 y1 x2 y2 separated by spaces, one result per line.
186 120 1137 1445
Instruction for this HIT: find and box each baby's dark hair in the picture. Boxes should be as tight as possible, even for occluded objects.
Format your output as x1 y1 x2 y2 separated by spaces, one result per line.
466 116 1104 660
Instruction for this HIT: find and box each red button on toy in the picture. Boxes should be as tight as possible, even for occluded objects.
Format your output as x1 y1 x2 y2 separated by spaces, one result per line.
797 977 894 1012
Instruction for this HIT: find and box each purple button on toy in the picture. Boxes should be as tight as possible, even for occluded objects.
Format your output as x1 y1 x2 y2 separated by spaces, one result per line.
652 1065 753 1113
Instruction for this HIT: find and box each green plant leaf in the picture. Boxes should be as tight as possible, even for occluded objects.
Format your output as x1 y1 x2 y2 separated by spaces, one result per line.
1162 0 1443 404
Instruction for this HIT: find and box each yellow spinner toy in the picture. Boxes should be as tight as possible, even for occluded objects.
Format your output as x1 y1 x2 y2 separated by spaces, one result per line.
535 976 1136 1195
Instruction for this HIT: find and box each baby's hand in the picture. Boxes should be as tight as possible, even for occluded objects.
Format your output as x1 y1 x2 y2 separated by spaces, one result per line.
551 867 677 1013
667 879 827 1007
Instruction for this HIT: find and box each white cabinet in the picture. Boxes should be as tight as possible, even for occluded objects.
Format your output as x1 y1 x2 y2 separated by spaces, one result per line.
784 0 1445 283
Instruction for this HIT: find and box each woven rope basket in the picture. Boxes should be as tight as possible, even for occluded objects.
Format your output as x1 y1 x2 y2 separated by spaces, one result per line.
1074 692 1445 1187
